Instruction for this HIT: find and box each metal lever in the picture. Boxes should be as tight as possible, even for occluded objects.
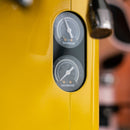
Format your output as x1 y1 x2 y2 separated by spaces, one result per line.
87 0 113 39
17 0 33 7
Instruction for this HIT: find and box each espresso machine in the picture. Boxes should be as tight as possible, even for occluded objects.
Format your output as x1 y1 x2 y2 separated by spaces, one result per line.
0 0 112 130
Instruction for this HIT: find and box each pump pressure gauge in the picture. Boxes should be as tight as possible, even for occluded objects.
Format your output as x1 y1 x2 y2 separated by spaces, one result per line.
53 55 84 92
54 12 84 48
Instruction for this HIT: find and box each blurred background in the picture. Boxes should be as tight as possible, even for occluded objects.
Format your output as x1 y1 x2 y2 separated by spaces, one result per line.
99 0 130 130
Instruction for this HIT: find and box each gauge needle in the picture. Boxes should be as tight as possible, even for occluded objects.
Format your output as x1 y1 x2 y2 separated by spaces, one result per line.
60 67 74 81
64 18 74 39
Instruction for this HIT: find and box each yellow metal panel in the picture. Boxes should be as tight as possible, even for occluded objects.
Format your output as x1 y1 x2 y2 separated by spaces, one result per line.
0 0 99 130
0 0 70 130
71 0 99 130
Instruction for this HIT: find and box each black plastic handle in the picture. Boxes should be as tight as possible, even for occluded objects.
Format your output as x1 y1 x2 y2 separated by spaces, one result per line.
87 0 113 39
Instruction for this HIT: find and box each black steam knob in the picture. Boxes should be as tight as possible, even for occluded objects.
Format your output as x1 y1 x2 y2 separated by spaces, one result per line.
87 0 113 39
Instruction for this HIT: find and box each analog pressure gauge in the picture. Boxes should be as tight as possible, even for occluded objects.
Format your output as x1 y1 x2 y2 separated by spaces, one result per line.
54 12 84 48
53 55 84 92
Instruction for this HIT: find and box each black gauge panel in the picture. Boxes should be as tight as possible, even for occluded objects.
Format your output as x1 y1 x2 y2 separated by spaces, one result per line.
53 12 87 92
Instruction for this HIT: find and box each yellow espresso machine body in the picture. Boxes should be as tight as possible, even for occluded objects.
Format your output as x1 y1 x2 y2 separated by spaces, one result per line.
0 0 99 130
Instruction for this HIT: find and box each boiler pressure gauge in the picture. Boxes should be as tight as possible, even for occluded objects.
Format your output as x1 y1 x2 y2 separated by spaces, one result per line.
54 12 84 48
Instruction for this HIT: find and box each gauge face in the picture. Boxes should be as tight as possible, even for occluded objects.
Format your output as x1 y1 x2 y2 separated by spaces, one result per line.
54 12 84 48
53 55 84 92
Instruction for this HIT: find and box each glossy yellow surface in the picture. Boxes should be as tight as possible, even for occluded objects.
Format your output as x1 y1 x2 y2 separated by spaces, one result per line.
0 0 99 130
